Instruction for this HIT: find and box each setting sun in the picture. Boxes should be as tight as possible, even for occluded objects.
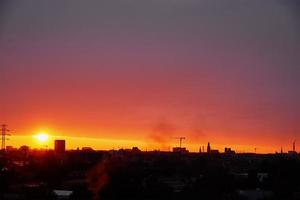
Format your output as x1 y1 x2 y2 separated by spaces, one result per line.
34 133 49 143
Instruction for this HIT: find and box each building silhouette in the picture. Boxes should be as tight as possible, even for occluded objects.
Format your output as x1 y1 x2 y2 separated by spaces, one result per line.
206 142 219 154
207 142 211 153
173 147 189 154
288 140 297 155
54 140 65 153
224 147 235 154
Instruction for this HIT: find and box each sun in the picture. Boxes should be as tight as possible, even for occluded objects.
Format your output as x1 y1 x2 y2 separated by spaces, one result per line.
34 133 49 143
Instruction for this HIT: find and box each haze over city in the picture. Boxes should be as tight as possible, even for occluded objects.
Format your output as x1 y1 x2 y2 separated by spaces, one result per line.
1 0 300 153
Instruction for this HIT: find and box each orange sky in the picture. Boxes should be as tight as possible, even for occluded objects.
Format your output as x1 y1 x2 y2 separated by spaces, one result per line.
4 123 294 153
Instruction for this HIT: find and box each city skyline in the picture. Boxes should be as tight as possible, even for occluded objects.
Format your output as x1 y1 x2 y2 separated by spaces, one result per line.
2 125 298 154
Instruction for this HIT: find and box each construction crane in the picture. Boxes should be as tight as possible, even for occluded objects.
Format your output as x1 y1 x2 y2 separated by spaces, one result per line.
1 124 10 151
172 137 186 148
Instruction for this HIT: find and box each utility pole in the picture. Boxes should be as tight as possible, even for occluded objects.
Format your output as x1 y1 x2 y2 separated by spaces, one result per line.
1 124 10 150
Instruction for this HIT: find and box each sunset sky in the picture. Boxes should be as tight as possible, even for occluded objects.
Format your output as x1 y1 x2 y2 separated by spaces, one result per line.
1 0 300 153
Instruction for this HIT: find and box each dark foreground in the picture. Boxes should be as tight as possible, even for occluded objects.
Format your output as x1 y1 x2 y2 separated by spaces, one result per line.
1 149 300 200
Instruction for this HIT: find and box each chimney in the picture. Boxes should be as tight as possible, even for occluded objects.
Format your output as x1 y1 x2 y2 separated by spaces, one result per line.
293 140 296 152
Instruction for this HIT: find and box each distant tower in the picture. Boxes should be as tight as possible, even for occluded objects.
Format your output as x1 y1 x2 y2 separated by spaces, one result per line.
207 142 211 153
54 140 65 153
1 124 10 150
293 140 296 152
199 147 202 153
280 147 283 154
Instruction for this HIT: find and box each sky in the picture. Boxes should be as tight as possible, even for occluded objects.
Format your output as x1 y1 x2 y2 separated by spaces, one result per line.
1 0 300 153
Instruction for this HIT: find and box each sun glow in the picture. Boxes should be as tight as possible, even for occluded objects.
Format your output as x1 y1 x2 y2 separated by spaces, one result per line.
34 133 49 143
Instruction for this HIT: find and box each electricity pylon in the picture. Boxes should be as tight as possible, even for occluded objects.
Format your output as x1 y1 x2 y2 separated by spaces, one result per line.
1 124 10 150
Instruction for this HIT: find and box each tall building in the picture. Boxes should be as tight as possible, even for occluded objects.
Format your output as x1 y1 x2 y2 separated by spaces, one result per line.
54 140 65 153
207 142 211 153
